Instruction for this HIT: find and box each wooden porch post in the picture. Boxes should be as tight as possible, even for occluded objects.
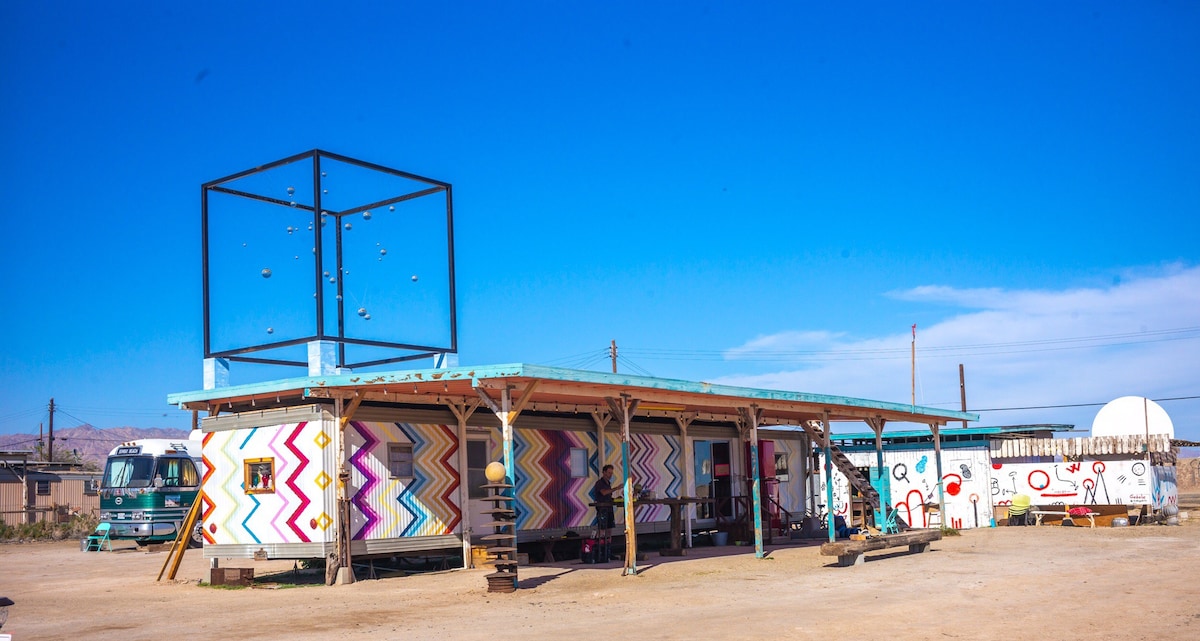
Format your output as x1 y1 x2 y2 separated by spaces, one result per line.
447 400 479 568
931 422 945 526
821 410 835 544
606 394 639 576
674 414 695 547
739 406 766 559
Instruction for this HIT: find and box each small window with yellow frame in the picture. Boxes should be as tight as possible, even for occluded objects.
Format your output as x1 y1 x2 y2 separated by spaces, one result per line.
244 457 276 494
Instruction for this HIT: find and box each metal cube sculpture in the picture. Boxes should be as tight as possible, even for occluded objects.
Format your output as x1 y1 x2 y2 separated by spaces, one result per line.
202 149 456 372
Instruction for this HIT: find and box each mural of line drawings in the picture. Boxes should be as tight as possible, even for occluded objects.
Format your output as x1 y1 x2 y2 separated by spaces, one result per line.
992 460 1177 507
822 448 995 530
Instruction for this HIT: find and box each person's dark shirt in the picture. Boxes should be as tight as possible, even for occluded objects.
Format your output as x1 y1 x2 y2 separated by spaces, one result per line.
593 476 614 506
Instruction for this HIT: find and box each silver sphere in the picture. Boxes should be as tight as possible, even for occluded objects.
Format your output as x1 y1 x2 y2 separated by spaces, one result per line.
287 186 295 195
411 275 418 282
388 205 395 212
267 327 274 334
357 307 367 317
364 313 371 320
362 211 372 220
379 248 387 256
344 222 352 230
261 268 272 278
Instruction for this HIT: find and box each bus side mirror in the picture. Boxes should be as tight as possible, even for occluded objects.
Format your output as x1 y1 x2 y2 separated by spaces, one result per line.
154 475 164 488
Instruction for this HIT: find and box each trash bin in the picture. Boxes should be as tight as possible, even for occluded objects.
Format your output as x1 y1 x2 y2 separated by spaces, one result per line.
712 531 729 546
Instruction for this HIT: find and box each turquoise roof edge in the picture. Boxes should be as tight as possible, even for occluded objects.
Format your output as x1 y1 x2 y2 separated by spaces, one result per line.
167 362 979 423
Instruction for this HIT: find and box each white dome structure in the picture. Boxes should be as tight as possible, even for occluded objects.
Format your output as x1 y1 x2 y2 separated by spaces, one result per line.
1091 396 1174 439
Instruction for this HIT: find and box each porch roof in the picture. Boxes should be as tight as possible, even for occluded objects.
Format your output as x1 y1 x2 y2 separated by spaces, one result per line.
168 362 977 427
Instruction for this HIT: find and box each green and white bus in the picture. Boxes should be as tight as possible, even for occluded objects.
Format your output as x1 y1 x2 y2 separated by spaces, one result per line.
99 436 204 547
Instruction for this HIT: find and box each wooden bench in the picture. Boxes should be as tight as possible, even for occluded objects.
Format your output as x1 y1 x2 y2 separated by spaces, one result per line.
1030 508 1098 528
819 530 942 567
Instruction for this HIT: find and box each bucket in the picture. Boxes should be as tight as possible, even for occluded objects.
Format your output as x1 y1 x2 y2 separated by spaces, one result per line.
712 531 729 546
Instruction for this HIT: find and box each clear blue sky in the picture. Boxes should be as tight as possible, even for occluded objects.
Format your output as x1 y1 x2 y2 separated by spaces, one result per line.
2 2 1198 440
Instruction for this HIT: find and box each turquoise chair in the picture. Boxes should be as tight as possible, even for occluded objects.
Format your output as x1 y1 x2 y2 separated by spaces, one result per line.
85 522 112 552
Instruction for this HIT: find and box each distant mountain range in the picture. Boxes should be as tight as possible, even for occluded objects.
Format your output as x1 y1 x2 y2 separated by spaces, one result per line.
0 424 193 468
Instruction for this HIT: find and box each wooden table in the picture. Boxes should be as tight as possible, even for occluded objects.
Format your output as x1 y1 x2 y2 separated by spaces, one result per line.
609 497 713 556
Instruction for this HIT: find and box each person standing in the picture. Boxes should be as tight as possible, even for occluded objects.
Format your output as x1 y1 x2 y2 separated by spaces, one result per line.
591 464 619 562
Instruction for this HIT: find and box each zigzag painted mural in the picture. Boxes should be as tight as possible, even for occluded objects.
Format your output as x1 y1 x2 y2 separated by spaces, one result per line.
344 421 461 539
203 421 335 545
505 429 683 529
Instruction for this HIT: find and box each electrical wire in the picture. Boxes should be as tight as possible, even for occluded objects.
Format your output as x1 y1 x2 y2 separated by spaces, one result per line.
971 395 1200 412
620 325 1200 363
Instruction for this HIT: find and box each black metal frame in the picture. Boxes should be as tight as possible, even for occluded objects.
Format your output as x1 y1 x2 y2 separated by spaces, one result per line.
201 149 457 369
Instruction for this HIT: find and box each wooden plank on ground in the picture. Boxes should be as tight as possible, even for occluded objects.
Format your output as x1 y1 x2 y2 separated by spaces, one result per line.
819 530 942 557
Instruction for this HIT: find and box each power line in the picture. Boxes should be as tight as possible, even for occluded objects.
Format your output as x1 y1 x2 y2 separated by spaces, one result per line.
971 395 1200 412
621 325 1200 362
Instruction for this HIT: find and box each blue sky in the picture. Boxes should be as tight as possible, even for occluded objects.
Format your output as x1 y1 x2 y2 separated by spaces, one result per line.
1 2 1197 440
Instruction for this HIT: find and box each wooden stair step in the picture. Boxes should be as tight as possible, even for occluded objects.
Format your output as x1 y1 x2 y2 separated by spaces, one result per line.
486 546 518 553
480 520 515 528
481 533 515 541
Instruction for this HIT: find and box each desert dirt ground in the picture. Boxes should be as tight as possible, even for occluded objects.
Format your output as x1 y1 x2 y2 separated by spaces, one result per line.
2 494 1198 641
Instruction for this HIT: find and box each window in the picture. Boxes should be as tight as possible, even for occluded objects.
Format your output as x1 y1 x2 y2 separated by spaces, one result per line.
467 440 488 499
156 457 200 488
774 453 790 483
388 443 414 479
243 458 276 494
85 479 99 495
569 448 588 479
36 480 51 495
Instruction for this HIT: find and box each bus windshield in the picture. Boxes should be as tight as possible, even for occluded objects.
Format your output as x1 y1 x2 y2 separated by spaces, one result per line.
103 456 156 489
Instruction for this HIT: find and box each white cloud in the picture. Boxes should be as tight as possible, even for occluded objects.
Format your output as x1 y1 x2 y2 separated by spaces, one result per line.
713 265 1200 440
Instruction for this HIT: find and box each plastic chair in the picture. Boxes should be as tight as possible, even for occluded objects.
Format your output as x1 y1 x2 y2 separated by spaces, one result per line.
85 522 113 552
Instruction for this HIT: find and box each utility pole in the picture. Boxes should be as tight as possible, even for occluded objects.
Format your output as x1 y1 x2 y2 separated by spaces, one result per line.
48 397 55 462
610 340 618 374
910 325 916 408
959 364 968 428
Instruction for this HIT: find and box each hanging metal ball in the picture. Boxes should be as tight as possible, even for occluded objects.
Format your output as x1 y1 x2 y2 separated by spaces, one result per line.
323 271 330 277
388 205 395 212
344 222 352 230
357 307 367 317
289 201 297 207
261 268 272 278
411 275 418 282
364 313 371 320
287 186 295 195
379 248 387 256
362 211 372 220
267 327 274 334
329 277 336 283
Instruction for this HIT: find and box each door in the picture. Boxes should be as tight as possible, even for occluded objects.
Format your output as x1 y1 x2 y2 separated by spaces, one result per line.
466 438 492 542
711 441 733 517
693 440 713 519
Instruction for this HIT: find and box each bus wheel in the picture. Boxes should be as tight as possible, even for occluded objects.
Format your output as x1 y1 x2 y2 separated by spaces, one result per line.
188 524 205 549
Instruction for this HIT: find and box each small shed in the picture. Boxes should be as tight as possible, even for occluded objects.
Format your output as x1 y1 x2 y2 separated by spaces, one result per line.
820 424 1180 530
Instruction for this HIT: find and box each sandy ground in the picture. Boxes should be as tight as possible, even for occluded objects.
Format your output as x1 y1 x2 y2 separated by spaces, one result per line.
3 495 1198 641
